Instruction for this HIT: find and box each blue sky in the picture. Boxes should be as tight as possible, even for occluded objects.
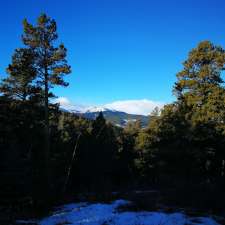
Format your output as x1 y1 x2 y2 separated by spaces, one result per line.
0 0 225 113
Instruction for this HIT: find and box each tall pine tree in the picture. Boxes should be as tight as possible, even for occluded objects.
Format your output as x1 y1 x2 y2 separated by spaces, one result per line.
22 13 71 195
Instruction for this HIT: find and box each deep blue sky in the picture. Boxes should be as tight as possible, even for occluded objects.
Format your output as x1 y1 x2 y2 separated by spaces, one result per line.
0 0 225 105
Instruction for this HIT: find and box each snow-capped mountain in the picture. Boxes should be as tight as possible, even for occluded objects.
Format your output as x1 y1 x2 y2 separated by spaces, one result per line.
56 98 162 127
56 98 164 116
63 106 149 127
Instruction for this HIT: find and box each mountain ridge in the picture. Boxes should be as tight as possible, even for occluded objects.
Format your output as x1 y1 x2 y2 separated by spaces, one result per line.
63 107 149 127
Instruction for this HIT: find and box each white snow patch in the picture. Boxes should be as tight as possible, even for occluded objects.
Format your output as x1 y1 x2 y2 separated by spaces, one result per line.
85 106 111 113
123 119 137 125
18 199 220 225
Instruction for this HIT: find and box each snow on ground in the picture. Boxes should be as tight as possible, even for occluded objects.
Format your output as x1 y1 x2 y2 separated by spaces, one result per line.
17 199 220 225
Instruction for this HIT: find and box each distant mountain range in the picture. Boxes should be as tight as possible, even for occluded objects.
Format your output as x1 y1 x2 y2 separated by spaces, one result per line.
63 106 149 127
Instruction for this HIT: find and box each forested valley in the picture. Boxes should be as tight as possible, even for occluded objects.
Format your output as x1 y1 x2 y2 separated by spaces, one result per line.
0 14 225 224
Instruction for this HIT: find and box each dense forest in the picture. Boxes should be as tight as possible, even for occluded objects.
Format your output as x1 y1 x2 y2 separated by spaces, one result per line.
0 14 225 223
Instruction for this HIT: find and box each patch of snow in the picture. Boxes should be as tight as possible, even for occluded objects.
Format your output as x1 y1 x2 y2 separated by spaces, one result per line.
85 106 110 113
19 199 220 225
123 119 137 124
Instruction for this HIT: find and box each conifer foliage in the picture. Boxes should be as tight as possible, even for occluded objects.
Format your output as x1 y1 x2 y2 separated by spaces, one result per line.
0 48 37 101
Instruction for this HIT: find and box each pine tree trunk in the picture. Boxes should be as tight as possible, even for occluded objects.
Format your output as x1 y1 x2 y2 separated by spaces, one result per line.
44 68 50 199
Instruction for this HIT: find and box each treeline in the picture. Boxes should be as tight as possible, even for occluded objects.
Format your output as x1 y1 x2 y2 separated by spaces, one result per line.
0 14 225 215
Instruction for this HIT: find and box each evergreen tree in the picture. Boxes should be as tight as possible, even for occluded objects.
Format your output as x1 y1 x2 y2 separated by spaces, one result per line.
0 48 37 101
174 41 225 181
22 14 71 194
174 41 225 113
90 112 118 190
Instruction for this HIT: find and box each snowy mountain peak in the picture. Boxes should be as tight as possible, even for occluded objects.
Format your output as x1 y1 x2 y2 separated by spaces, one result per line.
84 106 119 113
55 97 164 116
85 106 109 113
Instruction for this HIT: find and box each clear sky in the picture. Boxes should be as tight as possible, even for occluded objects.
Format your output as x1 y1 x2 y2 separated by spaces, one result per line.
0 0 225 111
